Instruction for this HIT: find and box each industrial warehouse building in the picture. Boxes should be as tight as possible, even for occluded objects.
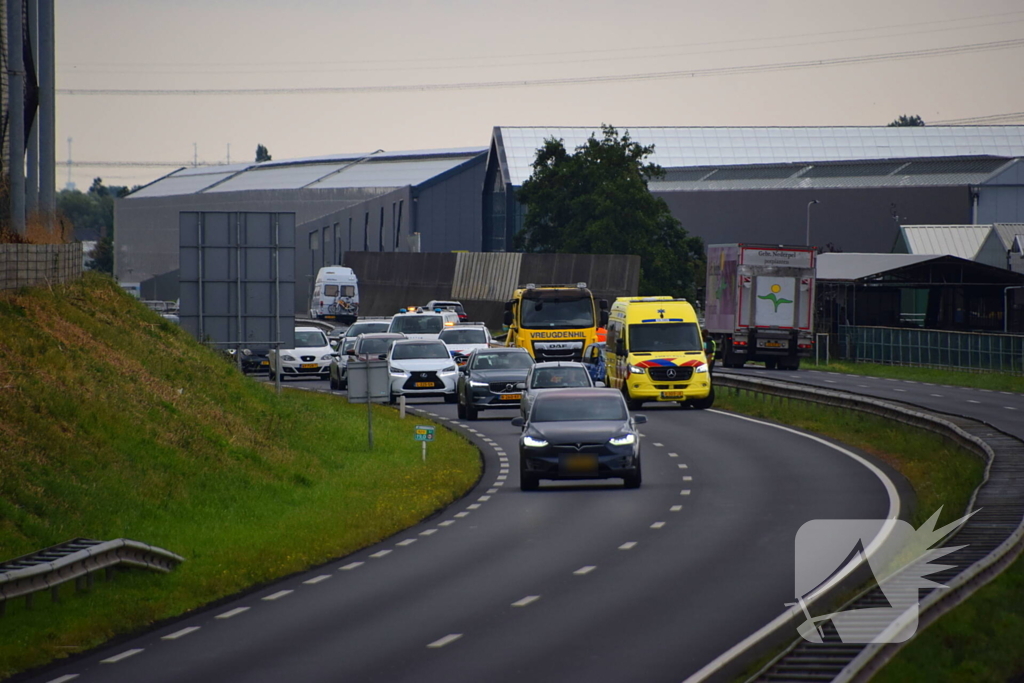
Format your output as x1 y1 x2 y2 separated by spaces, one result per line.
115 125 1024 312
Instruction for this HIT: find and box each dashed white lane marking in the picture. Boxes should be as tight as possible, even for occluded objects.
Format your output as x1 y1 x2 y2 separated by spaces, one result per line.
931 394 944 397
670 505 683 512
680 489 691 495
478 495 491 501
437 417 450 421
894 389 907 392
677 463 688 469
483 438 495 443
467 429 480 434
638 433 647 437
619 541 638 550
1003 392 1014 395
370 549 393 558
905 380 917 384
668 452 679 458
304 575 331 585
438 520 456 527
652 442 664 447
397 538 418 546
340 561 364 571
263 590 293 601
574 565 597 575
824 380 837 383
1006 406 1018 410
100 649 144 664
427 412 438 416
858 384 869 388
420 529 438 536
651 521 666 529
683 476 693 481
46 676 79 683
493 480 505 486
427 633 463 649
967 400 981 404
487 488 498 494
215 607 250 619
497 475 507 480
467 504 481 510
162 626 201 640
455 511 471 518
512 595 541 607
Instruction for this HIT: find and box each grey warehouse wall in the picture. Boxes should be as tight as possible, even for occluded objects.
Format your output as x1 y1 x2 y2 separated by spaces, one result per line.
979 161 1024 225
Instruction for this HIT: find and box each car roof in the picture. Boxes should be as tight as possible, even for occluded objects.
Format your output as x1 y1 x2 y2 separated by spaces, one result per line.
295 326 326 333
357 333 406 340
532 361 588 369
534 387 621 401
393 338 446 345
470 346 528 354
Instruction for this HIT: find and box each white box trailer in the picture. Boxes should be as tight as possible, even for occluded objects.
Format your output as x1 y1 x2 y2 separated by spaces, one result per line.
705 244 815 370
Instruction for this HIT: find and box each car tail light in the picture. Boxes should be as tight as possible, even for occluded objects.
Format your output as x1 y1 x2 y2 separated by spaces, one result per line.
798 343 813 349
734 340 747 346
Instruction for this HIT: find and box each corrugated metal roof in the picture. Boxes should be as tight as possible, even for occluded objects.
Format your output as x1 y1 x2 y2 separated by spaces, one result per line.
130 170 236 198
900 225 992 259
310 158 476 189
497 126 1024 186
816 253 942 281
993 223 1024 251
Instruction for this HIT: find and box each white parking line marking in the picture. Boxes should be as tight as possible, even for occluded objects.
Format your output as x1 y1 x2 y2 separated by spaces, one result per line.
46 676 79 683
574 565 596 575
162 626 201 640
101 649 143 664
340 561 364 571
215 607 250 619
651 521 666 529
370 549 392 558
467 504 481 510
427 634 463 649
670 505 683 512
652 442 664 447
263 590 293 601
487 488 498 494
478 495 491 501
680 489 691 495
420 528 438 536
455 511 471 518
619 541 638 550
683 476 693 481
512 595 541 607
438 520 456 527
677 463 688 469
397 538 418 546
303 575 332 585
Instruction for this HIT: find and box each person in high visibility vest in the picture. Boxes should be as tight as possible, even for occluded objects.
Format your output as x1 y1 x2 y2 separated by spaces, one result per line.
596 327 607 343
703 330 717 374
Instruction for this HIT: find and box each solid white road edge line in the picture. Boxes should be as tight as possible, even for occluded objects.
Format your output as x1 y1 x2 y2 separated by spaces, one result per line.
427 633 463 648
162 626 201 640
682 409 902 683
100 649 143 664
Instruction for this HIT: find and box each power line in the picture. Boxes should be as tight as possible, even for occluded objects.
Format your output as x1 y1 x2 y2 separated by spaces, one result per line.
931 112 1024 125
57 38 1024 97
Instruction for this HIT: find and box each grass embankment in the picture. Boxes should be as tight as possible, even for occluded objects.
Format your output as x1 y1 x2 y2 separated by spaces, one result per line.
714 390 1024 683
803 360 1024 394
0 273 480 679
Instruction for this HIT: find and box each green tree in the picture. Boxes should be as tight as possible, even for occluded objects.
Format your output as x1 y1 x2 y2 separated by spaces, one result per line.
57 178 128 240
515 125 704 298
888 114 925 127
256 144 272 162
89 236 114 274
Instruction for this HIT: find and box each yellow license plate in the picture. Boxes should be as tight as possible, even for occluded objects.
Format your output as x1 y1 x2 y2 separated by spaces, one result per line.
661 391 686 399
500 393 522 401
415 382 434 387
324 315 336 319
300 363 318 369
563 454 598 473
261 360 269 366
764 341 781 348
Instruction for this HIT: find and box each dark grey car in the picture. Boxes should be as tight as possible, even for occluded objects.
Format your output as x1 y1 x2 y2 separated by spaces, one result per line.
456 347 534 420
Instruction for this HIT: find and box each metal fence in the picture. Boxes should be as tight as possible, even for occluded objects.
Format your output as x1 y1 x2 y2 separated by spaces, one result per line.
837 325 1024 374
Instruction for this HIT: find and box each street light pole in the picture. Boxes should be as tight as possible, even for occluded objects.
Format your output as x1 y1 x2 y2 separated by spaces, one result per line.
806 200 820 247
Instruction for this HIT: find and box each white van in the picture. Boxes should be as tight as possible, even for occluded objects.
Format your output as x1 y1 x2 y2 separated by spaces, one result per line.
310 267 359 323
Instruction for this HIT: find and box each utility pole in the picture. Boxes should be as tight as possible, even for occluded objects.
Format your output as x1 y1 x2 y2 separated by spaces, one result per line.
39 0 55 219
193 143 198 167
227 143 231 164
27 0 39 214
7 0 27 235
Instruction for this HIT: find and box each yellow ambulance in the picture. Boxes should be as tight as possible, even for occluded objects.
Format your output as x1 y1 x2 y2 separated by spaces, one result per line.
604 296 714 409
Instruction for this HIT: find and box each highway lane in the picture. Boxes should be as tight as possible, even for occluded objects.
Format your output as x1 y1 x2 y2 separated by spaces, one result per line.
719 366 1024 440
25 378 900 683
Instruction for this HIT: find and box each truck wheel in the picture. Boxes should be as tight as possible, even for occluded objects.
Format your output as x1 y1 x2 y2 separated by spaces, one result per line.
764 358 779 370
723 346 745 369
780 357 801 371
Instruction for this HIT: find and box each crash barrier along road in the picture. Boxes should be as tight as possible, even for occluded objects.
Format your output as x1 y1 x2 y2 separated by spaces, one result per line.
686 374 1024 683
0 538 185 616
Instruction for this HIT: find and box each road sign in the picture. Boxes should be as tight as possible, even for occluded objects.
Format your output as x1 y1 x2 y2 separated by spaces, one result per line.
414 426 435 442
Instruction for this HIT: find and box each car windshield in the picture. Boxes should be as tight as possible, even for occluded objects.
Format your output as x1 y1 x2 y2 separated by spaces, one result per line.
342 339 357 352
440 329 487 344
392 342 450 360
520 296 594 329
531 395 627 422
294 330 327 348
358 338 396 355
628 322 702 352
530 367 592 388
345 322 390 338
391 315 444 335
471 353 534 370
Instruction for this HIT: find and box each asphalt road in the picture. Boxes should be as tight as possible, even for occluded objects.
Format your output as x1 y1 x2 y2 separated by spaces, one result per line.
25 376 899 683
718 366 1024 440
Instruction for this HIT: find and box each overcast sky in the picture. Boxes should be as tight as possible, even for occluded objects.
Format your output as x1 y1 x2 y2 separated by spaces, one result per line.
54 0 1024 190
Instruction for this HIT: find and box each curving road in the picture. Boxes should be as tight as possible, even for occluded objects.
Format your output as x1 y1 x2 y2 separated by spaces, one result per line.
23 378 900 683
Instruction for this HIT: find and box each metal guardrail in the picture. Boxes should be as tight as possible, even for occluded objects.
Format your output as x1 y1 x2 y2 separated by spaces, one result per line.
0 538 184 616
836 324 1024 375
685 374 1024 683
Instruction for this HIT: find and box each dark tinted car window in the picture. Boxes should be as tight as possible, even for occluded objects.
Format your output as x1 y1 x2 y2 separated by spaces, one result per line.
345 322 390 338
531 367 592 388
294 330 327 347
358 338 396 355
471 353 534 370
440 329 487 344
532 395 626 422
629 322 701 352
392 342 450 360
391 316 444 335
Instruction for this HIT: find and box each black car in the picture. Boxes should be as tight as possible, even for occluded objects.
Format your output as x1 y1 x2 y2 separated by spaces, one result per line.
456 347 535 420
511 388 646 491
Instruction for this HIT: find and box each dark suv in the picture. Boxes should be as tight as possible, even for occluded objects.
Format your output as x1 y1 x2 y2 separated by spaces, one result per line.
456 347 534 420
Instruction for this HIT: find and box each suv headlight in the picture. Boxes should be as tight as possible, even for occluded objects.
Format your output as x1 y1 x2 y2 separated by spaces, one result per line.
440 365 458 374
628 365 646 375
523 435 549 448
695 364 709 373
389 367 408 376
609 433 636 446
320 354 334 361
282 354 296 362
469 380 489 388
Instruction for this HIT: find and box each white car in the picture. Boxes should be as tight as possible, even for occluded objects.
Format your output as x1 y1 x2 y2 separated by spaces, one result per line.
387 339 459 403
388 308 458 340
439 324 493 366
268 326 337 381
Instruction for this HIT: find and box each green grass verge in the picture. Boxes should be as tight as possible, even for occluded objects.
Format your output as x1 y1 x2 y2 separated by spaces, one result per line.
0 274 481 679
801 360 1024 394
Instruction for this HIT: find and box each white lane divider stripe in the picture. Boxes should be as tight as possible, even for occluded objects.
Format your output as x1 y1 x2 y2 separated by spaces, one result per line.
651 521 666 529
931 394 943 397
487 488 498 494
478 495 491 501
215 607 249 619
427 633 463 648
162 626 201 640
894 389 907 392
420 528 438 536
1006 406 1018 410
493 480 505 486
46 676 79 683
455 511 471 518
370 549 392 558
668 452 679 458
670 505 683 512
511 595 541 607
619 541 637 550
438 520 456 527
303 575 331 585
677 463 688 468
100 649 144 664
263 590 293 601
967 400 981 404
339 561 364 571
652 442 664 447
574 565 596 575
397 538 417 546
680 489 691 495
683 476 693 481
467 504 481 510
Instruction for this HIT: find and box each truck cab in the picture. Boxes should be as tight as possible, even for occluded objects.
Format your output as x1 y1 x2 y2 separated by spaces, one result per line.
503 283 608 362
